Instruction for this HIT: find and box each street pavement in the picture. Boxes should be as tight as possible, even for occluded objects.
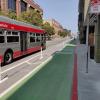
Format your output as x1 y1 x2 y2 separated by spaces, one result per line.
0 41 76 100
0 37 71 95
2 38 100 100
77 44 100 100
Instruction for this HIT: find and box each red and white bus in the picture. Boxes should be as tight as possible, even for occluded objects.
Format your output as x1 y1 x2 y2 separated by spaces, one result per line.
0 16 46 65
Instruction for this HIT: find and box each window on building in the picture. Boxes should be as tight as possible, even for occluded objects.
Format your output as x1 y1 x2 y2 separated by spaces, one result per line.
21 0 27 12
8 0 16 12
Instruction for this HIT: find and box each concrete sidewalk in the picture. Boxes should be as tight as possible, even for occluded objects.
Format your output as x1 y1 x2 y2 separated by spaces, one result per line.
77 44 100 100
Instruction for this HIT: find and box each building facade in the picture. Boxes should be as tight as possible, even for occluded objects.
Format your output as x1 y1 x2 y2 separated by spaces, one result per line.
78 0 100 63
44 19 64 37
78 0 85 43
0 0 43 17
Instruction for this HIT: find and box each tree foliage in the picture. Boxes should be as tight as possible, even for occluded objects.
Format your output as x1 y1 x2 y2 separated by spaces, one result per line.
0 10 17 19
42 22 55 36
18 9 43 26
58 29 70 37
7 11 17 19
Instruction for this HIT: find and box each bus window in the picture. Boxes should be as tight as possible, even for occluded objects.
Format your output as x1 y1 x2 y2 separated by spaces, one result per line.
36 34 41 42
6 31 11 35
30 33 35 43
6 31 19 43
44 34 46 41
41 34 43 41
0 30 5 43
0 31 3 35
7 36 19 43
12 32 19 35
41 34 46 41
0 36 4 43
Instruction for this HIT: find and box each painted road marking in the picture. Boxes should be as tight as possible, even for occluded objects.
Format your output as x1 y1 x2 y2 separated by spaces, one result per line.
0 77 8 83
55 51 73 55
1 54 40 74
66 44 76 46
0 56 52 98
26 62 32 65
32 62 42 65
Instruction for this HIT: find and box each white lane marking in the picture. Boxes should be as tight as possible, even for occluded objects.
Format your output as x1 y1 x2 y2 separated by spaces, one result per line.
26 62 31 65
66 44 76 46
0 77 8 83
0 56 52 98
55 51 73 55
32 62 42 65
1 54 40 74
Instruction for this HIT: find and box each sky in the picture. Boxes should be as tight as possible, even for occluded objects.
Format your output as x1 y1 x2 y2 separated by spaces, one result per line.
35 0 79 34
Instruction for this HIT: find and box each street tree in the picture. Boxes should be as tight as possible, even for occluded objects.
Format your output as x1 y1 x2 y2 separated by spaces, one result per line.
0 10 17 20
58 30 69 37
18 9 43 26
42 22 55 39
7 11 17 19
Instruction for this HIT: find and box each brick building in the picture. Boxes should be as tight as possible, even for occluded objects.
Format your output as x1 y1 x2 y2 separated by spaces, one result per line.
44 19 64 37
0 0 43 17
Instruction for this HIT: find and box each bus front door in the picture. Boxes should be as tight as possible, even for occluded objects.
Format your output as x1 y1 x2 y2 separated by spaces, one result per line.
20 32 27 52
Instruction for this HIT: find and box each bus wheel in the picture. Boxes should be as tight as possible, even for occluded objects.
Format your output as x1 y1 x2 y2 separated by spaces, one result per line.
4 52 13 64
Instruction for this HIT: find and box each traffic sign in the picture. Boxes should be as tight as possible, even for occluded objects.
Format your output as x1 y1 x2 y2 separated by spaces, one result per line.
90 0 100 13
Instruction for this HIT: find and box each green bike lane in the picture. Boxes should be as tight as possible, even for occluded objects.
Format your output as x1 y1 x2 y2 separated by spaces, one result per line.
0 42 77 100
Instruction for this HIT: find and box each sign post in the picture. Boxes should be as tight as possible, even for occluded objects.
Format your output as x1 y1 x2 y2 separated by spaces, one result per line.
90 0 100 13
86 14 89 73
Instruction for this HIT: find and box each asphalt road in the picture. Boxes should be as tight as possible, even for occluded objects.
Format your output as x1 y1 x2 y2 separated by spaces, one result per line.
0 37 71 95
1 45 75 100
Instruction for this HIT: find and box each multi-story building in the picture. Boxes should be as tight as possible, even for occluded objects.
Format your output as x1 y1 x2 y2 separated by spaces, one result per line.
44 19 64 37
78 0 100 63
0 0 43 17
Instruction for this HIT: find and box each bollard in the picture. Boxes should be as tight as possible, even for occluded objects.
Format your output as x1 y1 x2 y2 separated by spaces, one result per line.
40 47 43 59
